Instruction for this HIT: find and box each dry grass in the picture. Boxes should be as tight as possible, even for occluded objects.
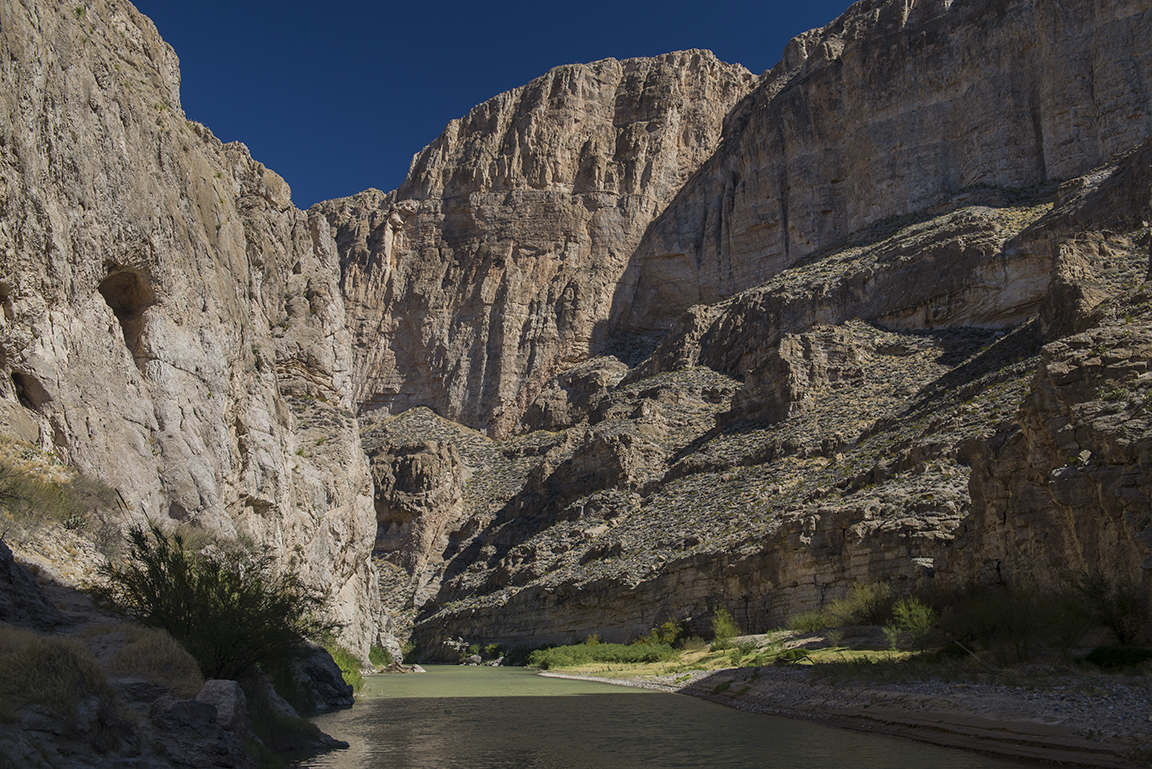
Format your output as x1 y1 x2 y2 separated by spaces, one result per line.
87 623 205 698
0 626 117 725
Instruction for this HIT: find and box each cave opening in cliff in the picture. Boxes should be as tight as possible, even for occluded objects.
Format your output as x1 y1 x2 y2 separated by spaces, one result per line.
11 370 50 411
98 269 156 365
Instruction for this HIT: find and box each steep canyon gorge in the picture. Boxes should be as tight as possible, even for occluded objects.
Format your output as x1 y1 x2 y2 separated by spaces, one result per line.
1 0 1151 669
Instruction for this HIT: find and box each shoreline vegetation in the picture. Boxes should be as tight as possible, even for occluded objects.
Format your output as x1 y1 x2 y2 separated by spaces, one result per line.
533 632 1152 768
446 585 1151 768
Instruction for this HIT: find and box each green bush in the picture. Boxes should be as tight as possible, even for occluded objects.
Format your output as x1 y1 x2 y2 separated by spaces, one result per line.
323 641 364 692
527 641 677 669
94 522 335 680
787 607 833 633
886 597 938 652
829 582 895 626
369 645 394 667
710 607 741 650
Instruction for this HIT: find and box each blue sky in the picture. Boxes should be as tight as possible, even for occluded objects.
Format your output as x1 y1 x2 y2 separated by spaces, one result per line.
132 0 851 208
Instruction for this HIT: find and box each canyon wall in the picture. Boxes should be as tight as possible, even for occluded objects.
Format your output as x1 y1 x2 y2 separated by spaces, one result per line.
337 0 1152 653
3 0 1151 660
0 0 379 651
608 0 1152 344
319 52 755 436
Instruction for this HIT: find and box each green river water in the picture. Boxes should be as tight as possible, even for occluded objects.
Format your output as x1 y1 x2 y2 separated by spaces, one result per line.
304 666 1026 769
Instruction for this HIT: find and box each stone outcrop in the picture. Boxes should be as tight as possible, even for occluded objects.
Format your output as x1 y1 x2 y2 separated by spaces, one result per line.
0 0 379 652
941 288 1152 591
319 52 755 436
369 439 467 607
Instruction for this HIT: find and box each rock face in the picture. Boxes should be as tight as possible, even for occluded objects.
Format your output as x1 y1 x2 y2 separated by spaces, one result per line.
608 0 1152 345
369 439 467 607
399 139 1150 656
939 140 1152 590
0 0 378 651
326 0 1152 655
319 52 756 436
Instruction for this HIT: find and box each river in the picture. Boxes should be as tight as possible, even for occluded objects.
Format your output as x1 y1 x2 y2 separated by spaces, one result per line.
303 666 1026 769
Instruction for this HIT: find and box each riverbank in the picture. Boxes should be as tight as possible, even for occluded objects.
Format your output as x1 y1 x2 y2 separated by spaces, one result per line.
541 664 1152 768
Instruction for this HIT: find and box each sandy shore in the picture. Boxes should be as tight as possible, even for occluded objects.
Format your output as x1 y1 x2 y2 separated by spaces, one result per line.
542 666 1152 768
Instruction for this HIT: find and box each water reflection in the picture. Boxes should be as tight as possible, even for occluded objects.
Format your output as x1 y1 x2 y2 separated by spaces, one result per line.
305 667 1025 769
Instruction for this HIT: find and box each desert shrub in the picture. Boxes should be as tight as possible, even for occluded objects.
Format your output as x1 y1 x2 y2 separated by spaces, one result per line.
323 640 364 692
828 582 895 626
710 607 741 650
937 581 1099 663
369 645 394 667
787 607 833 633
677 635 708 652
94 522 335 680
96 624 204 698
652 618 685 646
885 597 938 652
1074 571 1149 646
527 641 677 669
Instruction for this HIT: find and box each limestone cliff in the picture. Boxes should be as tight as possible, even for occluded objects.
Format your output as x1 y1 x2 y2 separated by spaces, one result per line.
0 0 378 651
318 52 755 436
608 0 1152 345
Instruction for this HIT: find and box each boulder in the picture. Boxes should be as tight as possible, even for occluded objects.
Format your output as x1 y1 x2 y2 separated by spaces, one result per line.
196 680 252 735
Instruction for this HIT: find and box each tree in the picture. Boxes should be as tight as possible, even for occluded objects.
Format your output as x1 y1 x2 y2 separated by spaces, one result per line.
711 606 741 650
95 522 334 680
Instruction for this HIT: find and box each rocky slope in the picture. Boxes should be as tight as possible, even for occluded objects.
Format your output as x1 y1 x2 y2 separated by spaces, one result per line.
331 0 1152 656
0 0 379 652
384 139 1150 655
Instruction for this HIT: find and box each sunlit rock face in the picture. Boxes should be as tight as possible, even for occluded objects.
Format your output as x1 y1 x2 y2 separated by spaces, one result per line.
0 0 379 652
608 0 1152 345
318 51 756 437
